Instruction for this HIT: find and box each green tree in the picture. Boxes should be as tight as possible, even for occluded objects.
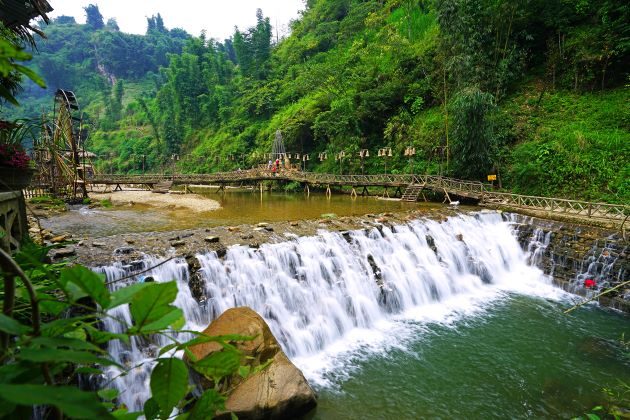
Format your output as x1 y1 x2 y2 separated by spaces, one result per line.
84 4 105 30
450 87 496 180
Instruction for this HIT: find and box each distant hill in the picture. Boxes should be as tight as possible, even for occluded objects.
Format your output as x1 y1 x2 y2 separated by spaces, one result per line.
10 0 630 203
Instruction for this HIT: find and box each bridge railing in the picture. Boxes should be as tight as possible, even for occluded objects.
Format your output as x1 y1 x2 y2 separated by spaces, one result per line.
485 191 629 220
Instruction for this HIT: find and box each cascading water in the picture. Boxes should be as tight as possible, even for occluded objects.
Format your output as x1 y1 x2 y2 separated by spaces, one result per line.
96 211 556 410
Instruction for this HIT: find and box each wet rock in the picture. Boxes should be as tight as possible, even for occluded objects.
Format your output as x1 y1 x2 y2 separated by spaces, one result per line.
263 226 274 232
375 217 388 223
290 222 299 227
228 226 240 232
51 234 70 243
51 246 76 259
240 234 254 240
204 236 220 243
456 233 464 241
168 232 194 241
92 241 106 248
189 307 316 419
114 246 135 255
367 254 382 283
126 239 135 245
257 222 269 227
249 242 260 249
216 247 227 258
171 240 186 247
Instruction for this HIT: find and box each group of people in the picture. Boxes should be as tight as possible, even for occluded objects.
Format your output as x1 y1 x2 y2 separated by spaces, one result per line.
268 158 282 175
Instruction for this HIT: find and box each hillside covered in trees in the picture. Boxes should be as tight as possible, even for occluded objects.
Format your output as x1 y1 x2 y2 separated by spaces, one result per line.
11 0 630 203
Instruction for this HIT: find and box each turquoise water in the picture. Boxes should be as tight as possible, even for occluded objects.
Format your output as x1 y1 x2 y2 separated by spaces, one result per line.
307 294 629 419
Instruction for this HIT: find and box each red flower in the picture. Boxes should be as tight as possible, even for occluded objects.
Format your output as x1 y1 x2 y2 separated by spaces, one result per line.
584 279 596 288
0 143 31 169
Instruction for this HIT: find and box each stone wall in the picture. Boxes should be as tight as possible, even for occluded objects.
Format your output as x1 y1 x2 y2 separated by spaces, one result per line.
512 214 629 312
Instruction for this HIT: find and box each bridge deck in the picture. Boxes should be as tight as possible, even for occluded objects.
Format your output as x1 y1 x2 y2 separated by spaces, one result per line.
82 169 628 224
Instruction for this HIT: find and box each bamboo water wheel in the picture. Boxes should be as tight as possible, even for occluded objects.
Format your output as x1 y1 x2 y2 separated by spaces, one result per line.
33 89 93 200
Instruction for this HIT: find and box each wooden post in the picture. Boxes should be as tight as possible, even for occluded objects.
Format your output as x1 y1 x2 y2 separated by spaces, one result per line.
326 185 331 198
443 188 452 204
351 187 357 198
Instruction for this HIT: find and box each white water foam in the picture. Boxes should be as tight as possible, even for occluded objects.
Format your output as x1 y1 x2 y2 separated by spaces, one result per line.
96 211 572 408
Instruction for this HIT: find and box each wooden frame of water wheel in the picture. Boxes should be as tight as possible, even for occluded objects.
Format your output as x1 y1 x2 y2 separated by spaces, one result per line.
33 89 91 201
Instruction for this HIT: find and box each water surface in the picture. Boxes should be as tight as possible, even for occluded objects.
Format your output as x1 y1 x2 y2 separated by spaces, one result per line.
42 191 431 237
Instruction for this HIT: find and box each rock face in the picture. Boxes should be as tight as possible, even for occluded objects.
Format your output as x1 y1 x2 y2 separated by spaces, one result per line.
513 216 629 311
189 307 317 419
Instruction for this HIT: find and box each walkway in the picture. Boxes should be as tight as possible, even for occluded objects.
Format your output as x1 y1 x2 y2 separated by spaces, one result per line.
86 169 628 225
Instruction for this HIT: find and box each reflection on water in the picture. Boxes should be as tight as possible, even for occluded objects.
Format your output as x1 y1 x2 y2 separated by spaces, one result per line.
41 191 438 237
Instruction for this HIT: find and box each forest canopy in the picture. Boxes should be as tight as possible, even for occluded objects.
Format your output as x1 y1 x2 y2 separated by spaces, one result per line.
8 0 630 203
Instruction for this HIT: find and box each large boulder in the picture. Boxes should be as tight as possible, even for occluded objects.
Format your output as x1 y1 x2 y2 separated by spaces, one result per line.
190 307 317 419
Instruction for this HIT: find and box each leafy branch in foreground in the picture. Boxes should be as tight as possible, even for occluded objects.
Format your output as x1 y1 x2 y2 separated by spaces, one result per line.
0 244 255 419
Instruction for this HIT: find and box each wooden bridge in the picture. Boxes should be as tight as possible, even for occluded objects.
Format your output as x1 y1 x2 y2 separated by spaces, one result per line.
85 169 628 225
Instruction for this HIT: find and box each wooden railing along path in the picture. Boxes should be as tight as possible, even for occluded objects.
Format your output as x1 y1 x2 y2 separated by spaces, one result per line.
85 169 630 223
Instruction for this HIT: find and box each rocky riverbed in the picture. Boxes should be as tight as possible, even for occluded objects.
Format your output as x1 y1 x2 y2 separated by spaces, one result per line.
51 207 462 267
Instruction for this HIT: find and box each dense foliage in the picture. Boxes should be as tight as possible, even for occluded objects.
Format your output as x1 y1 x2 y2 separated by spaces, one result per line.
9 0 630 202
0 244 256 418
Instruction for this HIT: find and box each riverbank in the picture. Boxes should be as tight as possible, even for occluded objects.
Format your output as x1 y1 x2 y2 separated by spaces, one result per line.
93 190 221 212
69 207 461 267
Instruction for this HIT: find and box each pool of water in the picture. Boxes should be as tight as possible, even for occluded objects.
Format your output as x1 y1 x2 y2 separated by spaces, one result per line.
41 191 437 237
305 294 629 419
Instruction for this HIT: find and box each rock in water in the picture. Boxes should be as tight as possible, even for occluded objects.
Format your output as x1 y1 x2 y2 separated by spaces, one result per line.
189 307 317 419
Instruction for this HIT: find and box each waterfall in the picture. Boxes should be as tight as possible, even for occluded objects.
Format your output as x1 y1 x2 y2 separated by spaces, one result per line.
96 212 555 410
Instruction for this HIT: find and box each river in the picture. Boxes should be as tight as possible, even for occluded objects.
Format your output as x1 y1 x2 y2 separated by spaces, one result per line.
83 199 629 418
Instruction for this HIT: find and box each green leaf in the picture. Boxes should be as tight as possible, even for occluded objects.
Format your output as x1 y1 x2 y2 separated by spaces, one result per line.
13 64 46 87
0 84 19 105
158 343 178 357
84 325 130 344
41 317 89 337
586 414 600 420
60 265 110 307
0 384 113 419
112 408 142 420
178 333 255 351
192 349 241 381
98 388 119 401
189 389 225 420
108 282 151 309
75 367 103 375
38 295 70 316
18 347 120 367
143 397 160 420
0 313 29 335
0 361 42 384
237 365 251 378
139 307 184 333
150 358 189 418
28 336 104 353
129 281 179 333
